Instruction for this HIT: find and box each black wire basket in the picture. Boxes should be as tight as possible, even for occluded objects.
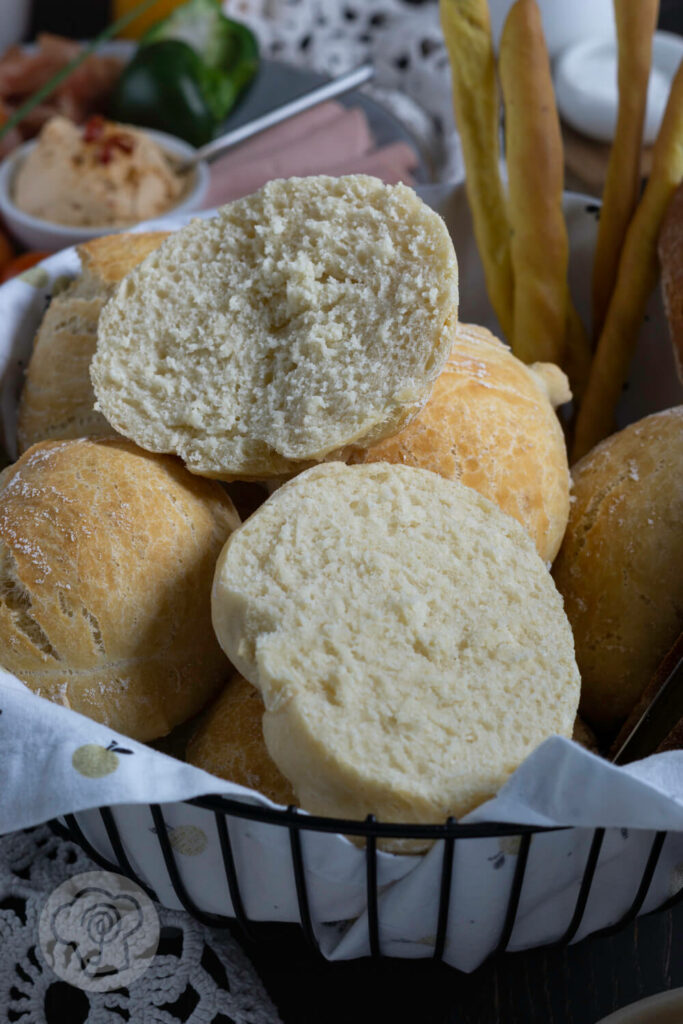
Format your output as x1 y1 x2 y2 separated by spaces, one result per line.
50 797 683 968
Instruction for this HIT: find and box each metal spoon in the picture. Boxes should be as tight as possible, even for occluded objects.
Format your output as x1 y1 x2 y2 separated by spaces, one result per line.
178 63 375 173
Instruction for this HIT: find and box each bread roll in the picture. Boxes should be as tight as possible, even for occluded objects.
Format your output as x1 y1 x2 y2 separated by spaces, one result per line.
212 462 580 826
18 232 169 452
91 175 459 479
186 674 296 806
553 407 683 731
0 438 240 740
349 322 571 562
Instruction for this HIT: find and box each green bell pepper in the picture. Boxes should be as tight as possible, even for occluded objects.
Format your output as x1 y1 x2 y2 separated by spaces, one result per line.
109 39 234 147
109 0 259 147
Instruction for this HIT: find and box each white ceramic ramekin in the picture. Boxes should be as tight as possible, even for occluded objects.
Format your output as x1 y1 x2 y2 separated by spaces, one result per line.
0 127 209 252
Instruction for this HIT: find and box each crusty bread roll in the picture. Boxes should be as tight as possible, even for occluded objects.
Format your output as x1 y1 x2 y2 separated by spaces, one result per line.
186 674 296 806
17 232 169 452
0 438 240 740
91 175 459 480
212 461 580 825
348 322 571 562
553 407 683 731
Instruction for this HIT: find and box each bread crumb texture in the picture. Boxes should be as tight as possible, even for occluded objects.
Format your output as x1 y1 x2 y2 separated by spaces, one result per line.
553 406 683 731
91 175 459 478
212 462 580 824
0 438 240 740
348 322 571 562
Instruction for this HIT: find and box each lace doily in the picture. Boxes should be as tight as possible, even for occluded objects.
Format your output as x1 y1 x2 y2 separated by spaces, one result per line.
0 825 282 1024
224 0 465 182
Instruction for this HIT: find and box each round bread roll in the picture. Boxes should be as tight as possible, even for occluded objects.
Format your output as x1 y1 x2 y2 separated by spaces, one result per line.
0 438 240 740
186 674 296 806
212 462 580 825
348 322 571 562
18 232 170 453
91 175 459 479
553 407 683 731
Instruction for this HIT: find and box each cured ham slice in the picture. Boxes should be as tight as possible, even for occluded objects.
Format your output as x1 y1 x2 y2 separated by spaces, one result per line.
208 107 418 205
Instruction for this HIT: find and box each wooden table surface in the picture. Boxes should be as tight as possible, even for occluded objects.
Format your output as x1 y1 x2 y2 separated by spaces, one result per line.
18 3 683 1022
236 902 683 1024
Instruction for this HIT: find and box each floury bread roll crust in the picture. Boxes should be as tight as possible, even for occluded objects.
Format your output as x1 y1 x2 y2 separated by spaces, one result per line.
186 674 296 806
0 438 240 740
17 232 169 452
212 462 580 825
349 322 571 562
553 407 683 732
91 175 459 479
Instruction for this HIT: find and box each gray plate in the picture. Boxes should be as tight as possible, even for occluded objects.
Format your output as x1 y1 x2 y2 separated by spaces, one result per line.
222 58 433 183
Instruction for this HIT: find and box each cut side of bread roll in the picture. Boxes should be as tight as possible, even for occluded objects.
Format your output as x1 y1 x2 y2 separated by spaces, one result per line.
348 322 571 562
212 462 580 825
18 232 170 452
0 438 240 740
91 175 459 479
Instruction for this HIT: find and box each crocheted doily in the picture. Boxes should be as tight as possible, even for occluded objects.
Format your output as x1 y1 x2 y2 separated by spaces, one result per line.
225 0 465 181
0 825 281 1024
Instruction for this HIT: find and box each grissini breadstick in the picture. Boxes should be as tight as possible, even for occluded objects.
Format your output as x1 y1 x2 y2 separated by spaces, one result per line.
440 0 514 340
572 60 683 462
592 0 660 340
498 0 568 366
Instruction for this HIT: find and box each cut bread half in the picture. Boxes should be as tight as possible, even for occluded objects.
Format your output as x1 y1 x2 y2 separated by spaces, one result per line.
211 461 580 826
91 175 459 479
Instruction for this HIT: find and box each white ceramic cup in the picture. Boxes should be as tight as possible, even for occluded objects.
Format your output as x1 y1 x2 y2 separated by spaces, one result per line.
488 0 615 59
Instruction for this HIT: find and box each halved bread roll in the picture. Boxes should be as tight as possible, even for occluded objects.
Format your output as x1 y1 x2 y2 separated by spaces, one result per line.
91 175 459 479
211 462 580 825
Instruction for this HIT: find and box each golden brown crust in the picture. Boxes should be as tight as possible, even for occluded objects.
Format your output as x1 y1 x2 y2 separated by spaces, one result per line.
0 438 240 740
77 231 171 291
349 322 571 562
659 182 683 383
18 232 170 452
186 674 297 805
553 407 683 731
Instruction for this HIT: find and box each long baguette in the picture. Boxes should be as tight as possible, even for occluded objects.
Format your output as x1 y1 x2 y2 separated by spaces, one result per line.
440 0 514 340
498 0 568 366
591 0 660 339
572 60 683 462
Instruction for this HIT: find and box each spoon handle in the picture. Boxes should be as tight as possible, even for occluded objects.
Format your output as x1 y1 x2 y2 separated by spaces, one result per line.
184 63 375 171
